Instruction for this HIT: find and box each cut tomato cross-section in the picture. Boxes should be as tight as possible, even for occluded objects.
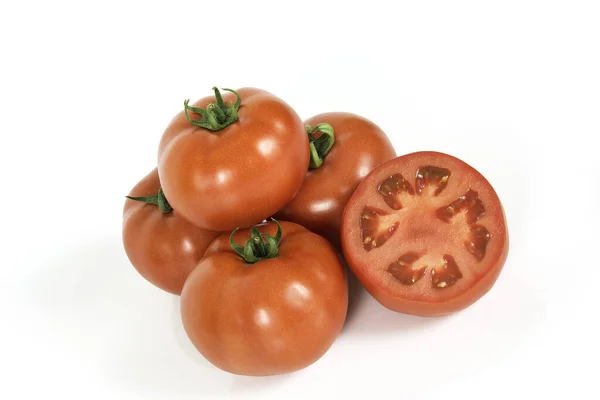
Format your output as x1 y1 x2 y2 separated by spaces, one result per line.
377 173 414 210
360 207 399 251
387 252 427 285
415 165 451 196
341 151 508 317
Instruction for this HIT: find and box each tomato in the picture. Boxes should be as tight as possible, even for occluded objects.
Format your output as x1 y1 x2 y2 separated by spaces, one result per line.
123 169 220 295
180 220 348 376
341 152 508 317
158 87 309 231
275 112 396 246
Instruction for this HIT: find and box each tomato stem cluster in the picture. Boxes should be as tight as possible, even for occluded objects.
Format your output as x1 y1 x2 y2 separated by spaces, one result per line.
126 187 173 214
184 87 241 132
230 219 283 263
307 123 335 169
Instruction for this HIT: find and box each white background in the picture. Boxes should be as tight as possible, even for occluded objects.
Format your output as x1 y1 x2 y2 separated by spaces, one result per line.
1 1 599 399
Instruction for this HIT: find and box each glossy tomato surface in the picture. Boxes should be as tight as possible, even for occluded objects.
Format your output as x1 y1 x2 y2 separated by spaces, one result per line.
341 152 508 316
158 88 309 231
276 112 395 246
123 169 220 295
180 221 348 376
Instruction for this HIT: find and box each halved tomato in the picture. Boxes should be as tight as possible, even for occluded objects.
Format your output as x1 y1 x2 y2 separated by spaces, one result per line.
341 151 508 316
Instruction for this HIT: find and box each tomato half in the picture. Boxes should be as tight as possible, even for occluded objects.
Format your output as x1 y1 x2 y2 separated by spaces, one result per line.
341 152 508 316
158 87 309 231
275 112 396 246
123 169 220 295
180 220 348 376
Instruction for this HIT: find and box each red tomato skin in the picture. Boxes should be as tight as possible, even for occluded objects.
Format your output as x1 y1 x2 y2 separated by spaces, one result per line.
180 221 348 376
276 112 396 246
158 88 309 231
123 169 220 295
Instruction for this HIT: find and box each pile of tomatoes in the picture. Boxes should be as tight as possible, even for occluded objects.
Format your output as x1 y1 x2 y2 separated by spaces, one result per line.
123 87 509 376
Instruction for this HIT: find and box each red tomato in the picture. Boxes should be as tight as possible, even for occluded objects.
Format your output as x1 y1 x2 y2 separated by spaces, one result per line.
341 152 509 316
181 220 348 376
275 112 396 246
123 169 220 295
158 87 309 231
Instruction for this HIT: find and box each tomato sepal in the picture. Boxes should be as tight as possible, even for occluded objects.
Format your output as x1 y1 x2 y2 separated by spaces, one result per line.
230 219 283 263
126 187 173 214
306 123 335 169
184 87 241 132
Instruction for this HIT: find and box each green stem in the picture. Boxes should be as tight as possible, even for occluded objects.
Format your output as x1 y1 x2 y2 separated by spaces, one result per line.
230 219 283 264
184 87 241 132
306 123 335 169
126 187 173 214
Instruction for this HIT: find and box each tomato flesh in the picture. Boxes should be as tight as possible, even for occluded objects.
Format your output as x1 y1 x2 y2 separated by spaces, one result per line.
341 151 508 316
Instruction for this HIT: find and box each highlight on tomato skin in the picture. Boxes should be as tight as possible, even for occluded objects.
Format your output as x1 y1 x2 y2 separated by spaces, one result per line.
122 168 220 295
341 151 509 317
180 220 348 376
274 112 396 247
157 87 310 232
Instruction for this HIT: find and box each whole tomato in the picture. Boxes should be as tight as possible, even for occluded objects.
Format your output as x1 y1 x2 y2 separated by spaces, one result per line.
123 169 220 295
275 112 396 246
158 87 309 231
180 220 348 376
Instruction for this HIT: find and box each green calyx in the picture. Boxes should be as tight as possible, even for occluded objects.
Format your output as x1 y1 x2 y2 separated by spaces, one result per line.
306 123 335 169
184 87 241 132
230 219 283 264
126 187 173 214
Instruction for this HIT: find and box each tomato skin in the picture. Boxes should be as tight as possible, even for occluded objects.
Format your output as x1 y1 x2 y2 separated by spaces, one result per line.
341 152 509 317
275 112 396 246
122 169 220 295
180 221 348 376
158 88 309 231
